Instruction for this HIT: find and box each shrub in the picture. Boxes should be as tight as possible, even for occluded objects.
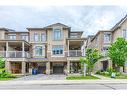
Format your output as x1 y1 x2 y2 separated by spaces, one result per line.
0 68 16 78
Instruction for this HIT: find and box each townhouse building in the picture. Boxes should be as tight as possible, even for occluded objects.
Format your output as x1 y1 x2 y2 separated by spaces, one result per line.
0 23 86 75
86 14 127 73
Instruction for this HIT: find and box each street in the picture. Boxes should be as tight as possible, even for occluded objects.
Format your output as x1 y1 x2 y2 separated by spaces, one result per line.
0 83 127 90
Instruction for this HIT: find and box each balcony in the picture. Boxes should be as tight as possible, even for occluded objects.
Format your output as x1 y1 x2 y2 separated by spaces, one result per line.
68 50 83 57
102 50 108 57
0 51 30 58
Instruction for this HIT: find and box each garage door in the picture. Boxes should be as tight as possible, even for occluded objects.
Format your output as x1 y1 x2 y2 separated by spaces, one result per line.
53 66 64 74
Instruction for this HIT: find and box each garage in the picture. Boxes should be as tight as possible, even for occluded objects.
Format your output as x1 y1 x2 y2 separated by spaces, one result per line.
53 66 64 74
52 62 64 74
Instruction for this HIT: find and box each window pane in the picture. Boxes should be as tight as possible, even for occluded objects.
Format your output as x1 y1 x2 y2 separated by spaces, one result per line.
41 33 46 41
35 46 43 56
34 33 39 41
52 45 63 55
54 29 62 40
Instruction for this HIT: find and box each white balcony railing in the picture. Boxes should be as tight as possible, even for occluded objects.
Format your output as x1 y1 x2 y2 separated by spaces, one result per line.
102 50 108 57
68 50 83 57
0 51 30 58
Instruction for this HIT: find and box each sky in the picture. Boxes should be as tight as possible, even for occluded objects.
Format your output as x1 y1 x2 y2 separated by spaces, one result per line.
0 6 127 37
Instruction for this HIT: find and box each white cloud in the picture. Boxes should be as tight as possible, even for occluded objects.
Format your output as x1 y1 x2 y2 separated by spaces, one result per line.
0 6 127 37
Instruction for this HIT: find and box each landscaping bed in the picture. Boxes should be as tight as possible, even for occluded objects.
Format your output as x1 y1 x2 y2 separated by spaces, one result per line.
96 69 127 79
66 75 100 80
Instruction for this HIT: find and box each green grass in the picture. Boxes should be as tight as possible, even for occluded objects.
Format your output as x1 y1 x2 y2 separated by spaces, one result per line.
97 74 127 79
115 75 127 79
66 75 100 80
0 77 15 81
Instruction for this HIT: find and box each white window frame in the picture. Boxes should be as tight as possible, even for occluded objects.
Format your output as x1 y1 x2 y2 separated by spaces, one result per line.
8 34 16 40
41 33 46 42
104 33 111 43
53 28 63 40
21 34 29 42
122 29 127 39
33 45 45 57
51 45 64 57
34 33 40 42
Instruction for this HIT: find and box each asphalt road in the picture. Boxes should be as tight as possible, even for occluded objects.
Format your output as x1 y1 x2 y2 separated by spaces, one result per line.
0 83 127 90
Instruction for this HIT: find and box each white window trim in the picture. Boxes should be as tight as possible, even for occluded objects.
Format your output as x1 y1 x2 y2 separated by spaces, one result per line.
103 33 111 43
33 45 45 57
53 27 63 41
51 45 65 57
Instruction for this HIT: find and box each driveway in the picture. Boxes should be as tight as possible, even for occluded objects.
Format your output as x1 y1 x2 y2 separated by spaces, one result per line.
11 74 66 81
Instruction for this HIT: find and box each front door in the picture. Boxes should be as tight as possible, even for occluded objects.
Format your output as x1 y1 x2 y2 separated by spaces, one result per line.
103 61 108 71
38 66 46 74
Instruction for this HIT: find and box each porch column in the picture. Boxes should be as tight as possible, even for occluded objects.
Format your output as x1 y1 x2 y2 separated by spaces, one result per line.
5 61 11 73
68 40 69 56
22 61 26 74
22 42 25 57
67 60 70 74
124 63 127 73
108 60 112 68
46 62 50 75
6 42 9 57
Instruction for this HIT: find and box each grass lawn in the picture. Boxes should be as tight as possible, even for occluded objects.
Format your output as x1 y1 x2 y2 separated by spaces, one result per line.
97 74 127 79
66 75 100 80
115 75 127 79
0 78 15 81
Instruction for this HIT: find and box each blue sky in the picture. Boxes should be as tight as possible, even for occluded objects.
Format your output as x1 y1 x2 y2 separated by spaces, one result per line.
0 6 127 37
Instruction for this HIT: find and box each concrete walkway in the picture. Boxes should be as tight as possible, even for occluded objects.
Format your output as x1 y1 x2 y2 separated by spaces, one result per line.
92 74 113 80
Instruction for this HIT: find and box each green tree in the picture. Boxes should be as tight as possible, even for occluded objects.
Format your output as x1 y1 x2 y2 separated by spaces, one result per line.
80 48 101 76
108 38 127 71
0 57 5 69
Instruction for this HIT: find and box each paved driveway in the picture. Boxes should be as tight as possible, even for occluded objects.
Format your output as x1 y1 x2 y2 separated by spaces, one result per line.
12 74 66 81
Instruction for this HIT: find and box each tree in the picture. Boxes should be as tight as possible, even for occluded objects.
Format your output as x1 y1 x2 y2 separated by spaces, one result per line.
0 57 5 69
80 48 101 76
108 38 127 71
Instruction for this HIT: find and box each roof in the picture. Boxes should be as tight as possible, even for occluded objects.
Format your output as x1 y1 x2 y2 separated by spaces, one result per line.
111 14 127 31
70 31 84 33
91 30 112 42
0 28 15 31
43 23 70 29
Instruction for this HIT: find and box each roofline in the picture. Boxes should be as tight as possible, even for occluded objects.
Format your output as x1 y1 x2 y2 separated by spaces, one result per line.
91 30 112 42
111 14 127 31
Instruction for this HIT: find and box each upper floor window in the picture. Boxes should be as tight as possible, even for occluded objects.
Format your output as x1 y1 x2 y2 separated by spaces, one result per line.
35 46 43 56
123 29 127 39
34 33 39 42
104 33 111 43
52 45 63 55
53 29 62 40
8 34 16 40
21 34 28 42
41 33 46 42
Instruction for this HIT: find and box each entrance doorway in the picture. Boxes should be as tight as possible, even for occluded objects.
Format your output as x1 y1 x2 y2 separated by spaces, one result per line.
102 61 108 71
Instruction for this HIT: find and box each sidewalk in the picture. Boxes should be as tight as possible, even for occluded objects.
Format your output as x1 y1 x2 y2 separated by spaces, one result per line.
1 79 127 85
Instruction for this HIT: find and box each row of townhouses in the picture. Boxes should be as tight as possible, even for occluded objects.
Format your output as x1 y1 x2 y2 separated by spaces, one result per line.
86 14 127 73
1 14 127 75
0 23 85 75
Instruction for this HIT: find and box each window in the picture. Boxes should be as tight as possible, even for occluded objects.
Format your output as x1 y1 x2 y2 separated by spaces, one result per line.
53 29 62 40
104 33 111 43
52 45 63 55
41 33 46 42
34 33 39 41
123 29 127 39
35 46 43 56
21 34 28 42
8 34 16 40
